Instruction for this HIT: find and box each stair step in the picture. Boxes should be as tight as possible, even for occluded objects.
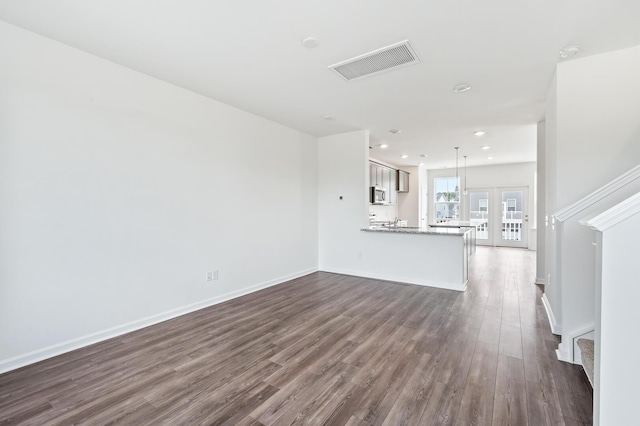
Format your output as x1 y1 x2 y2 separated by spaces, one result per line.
577 338 594 386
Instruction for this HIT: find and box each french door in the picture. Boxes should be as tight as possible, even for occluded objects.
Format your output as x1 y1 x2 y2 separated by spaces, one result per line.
465 187 529 248
467 189 493 246
497 187 528 248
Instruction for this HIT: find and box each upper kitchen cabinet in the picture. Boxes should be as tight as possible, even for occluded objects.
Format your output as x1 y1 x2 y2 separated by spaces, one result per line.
388 169 398 205
398 170 410 193
381 167 390 191
369 163 375 186
370 162 384 187
369 161 399 205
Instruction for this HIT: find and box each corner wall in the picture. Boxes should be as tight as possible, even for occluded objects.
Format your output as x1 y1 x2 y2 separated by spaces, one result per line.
543 44 640 345
535 121 546 284
0 22 319 372
318 130 370 269
543 73 560 331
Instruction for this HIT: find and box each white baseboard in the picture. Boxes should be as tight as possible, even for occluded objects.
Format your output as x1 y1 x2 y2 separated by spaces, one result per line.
0 267 317 374
556 342 573 363
542 293 562 335
319 267 466 292
534 277 547 285
554 327 596 366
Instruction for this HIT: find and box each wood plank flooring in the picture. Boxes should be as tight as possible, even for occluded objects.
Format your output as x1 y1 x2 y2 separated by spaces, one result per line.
0 247 593 425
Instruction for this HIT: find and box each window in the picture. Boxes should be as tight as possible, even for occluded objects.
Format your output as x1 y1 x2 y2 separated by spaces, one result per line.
479 199 488 212
507 198 516 212
435 177 460 221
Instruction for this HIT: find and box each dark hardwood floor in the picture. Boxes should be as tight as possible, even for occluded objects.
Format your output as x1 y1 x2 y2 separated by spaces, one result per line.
0 247 593 425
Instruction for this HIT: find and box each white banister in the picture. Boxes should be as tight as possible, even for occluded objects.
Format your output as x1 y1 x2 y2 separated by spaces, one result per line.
580 191 640 231
554 164 640 222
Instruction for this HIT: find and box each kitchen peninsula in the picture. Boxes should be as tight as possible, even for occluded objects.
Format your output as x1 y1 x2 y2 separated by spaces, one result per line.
360 225 473 291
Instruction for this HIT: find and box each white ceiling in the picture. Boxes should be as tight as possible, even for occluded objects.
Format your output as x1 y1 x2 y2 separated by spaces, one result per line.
1 0 639 169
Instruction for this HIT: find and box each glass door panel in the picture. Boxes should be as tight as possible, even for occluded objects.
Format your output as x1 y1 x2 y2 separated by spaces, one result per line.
468 190 491 246
498 188 528 248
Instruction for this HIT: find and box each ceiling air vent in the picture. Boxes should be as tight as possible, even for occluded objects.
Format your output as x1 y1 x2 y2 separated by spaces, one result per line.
329 40 420 81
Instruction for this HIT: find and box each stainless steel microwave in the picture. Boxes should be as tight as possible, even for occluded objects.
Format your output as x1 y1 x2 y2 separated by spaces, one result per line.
370 186 387 204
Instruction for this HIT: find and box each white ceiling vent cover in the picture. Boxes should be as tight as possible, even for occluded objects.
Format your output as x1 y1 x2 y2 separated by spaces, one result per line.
329 40 421 81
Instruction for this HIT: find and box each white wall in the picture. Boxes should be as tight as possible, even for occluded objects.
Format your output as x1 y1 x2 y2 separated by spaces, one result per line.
318 131 468 291
419 166 429 227
542 44 640 345
427 162 537 249
543 73 560 330
0 22 318 372
398 166 420 226
556 45 640 206
318 130 370 266
536 121 546 284
596 212 640 425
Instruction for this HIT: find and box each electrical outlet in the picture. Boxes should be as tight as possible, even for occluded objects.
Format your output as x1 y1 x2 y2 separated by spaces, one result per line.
206 271 213 281
212 270 219 280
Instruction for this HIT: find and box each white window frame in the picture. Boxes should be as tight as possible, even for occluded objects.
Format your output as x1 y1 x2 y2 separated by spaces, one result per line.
434 177 461 221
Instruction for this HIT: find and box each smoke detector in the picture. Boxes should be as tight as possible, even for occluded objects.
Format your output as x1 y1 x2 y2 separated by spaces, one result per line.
302 37 319 48
453 83 472 93
328 40 421 81
559 45 581 59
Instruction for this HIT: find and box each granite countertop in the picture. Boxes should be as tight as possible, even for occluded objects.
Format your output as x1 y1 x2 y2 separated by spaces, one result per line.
362 226 470 236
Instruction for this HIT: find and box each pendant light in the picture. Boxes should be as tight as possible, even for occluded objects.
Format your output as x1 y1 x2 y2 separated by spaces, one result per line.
454 147 460 193
463 155 468 195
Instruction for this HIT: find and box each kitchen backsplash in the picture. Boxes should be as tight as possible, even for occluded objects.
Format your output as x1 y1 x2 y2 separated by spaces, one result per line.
369 204 399 222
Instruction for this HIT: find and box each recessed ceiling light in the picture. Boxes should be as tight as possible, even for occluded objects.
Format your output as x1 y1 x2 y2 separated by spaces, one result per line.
419 162 424 166
487 156 494 160
389 129 402 134
474 130 486 137
379 144 388 149
481 145 490 150
453 83 472 93
559 45 581 59
322 114 335 120
419 154 427 158
302 37 319 48
401 154 409 159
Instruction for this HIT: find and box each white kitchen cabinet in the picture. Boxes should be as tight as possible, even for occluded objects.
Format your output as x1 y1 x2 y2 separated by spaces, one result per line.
388 170 398 205
398 170 410 192
369 161 400 205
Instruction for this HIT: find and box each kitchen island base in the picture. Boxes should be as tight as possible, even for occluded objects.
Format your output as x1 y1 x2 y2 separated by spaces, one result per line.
320 227 472 292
